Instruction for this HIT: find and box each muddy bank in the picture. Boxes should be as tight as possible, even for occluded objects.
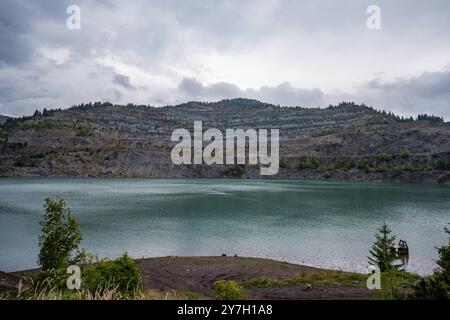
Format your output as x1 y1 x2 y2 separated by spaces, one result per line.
137 256 372 300
2 256 373 300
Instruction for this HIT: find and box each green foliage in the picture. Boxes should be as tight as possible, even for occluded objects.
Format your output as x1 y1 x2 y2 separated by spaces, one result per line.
242 271 366 289
412 274 449 300
358 158 370 172
224 165 245 178
368 223 398 272
38 198 85 270
412 224 450 299
298 156 320 169
376 152 390 162
279 156 291 169
336 157 356 170
372 270 420 300
32 268 69 292
82 254 141 294
434 159 450 171
417 114 444 123
75 125 92 137
211 280 246 300
437 225 450 282
400 148 411 159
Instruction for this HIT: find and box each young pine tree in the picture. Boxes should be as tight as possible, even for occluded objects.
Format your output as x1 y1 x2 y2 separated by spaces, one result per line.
412 224 450 299
437 225 450 283
38 198 85 270
368 223 397 272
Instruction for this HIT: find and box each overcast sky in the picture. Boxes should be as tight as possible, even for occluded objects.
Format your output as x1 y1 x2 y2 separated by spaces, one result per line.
1 0 449 119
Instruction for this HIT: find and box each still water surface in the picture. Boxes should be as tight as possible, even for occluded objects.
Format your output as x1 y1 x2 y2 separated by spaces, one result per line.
0 178 449 274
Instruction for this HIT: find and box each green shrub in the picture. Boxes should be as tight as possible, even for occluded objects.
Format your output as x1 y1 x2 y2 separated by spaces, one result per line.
75 126 91 137
279 157 291 169
82 254 141 294
377 153 390 162
400 148 411 159
336 157 356 170
372 270 420 300
211 280 246 300
298 156 320 169
358 159 370 172
434 159 450 171
224 165 245 178
31 269 69 292
38 198 86 270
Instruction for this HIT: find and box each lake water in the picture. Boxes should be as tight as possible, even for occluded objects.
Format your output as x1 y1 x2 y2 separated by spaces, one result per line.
0 178 449 274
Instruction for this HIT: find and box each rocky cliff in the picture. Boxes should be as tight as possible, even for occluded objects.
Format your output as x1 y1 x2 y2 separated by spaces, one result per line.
1 99 449 183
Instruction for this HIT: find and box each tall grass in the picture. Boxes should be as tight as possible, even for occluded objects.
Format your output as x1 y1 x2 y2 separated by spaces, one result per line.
1 276 199 300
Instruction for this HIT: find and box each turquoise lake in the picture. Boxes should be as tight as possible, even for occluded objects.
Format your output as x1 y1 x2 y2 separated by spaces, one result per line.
0 178 449 274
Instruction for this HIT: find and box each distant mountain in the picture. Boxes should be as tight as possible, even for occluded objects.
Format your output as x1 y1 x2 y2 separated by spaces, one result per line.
0 99 449 183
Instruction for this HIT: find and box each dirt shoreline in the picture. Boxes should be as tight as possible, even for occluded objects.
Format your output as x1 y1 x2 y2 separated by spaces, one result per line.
1 256 373 300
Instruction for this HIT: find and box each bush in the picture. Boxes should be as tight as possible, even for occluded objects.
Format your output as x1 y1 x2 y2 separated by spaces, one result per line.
38 198 85 270
377 153 390 162
336 157 356 170
400 148 411 159
224 165 245 178
434 159 450 171
298 156 320 169
372 270 420 300
82 254 141 294
358 159 370 172
279 157 291 169
211 280 246 300
32 268 70 292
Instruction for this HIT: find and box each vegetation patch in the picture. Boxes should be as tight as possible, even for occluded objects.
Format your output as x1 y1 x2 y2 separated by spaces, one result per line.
212 280 246 300
242 271 367 289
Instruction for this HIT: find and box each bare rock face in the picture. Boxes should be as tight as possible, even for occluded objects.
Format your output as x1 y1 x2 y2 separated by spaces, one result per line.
0 99 449 183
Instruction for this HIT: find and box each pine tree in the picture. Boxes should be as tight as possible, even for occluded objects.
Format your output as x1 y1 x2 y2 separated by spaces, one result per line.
436 224 450 283
412 223 450 299
368 223 397 272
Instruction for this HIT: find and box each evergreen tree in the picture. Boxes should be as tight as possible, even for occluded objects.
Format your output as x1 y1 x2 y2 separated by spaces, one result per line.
436 224 450 283
412 224 450 299
368 223 397 272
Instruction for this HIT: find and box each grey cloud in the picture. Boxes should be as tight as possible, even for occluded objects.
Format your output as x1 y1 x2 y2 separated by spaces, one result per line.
177 78 324 107
0 0 449 119
358 69 450 118
0 1 32 65
249 83 324 107
366 71 450 98
176 72 450 119
178 78 204 96
113 73 136 90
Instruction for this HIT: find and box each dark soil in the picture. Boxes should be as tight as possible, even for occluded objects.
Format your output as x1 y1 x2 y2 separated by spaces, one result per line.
137 256 373 300
3 256 373 300
0 272 21 293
